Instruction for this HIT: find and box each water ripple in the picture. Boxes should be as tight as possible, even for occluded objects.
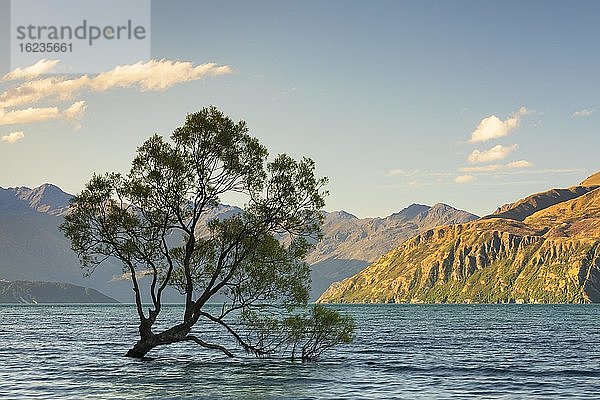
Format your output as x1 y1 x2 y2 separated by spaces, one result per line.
1 304 600 399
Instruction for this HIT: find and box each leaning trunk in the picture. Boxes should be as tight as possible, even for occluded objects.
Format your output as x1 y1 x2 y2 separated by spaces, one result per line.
125 323 192 358
125 319 159 358
125 335 159 358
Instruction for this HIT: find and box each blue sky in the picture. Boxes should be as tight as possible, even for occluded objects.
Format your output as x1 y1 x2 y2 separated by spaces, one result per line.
1 0 599 217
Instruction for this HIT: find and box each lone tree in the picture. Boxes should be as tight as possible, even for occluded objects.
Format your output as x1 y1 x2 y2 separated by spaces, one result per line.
60 106 354 360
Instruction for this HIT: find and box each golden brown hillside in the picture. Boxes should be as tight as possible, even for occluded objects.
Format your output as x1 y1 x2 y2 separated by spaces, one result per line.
318 177 600 304
484 186 596 221
581 172 600 187
525 188 600 238
303 204 477 299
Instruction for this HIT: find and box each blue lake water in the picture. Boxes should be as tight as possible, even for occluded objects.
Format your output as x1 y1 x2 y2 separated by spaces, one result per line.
1 304 600 399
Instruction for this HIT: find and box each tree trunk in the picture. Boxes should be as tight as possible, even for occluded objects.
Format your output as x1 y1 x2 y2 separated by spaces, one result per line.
125 336 158 358
125 319 159 358
125 324 191 358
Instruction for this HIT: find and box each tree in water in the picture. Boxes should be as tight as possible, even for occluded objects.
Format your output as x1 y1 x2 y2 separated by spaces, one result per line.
60 106 354 360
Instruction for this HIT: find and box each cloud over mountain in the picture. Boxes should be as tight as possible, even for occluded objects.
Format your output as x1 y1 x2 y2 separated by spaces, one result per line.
468 107 530 143
468 144 518 164
459 160 533 173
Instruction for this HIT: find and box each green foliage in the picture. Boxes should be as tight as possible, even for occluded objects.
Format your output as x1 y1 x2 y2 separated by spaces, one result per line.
285 305 355 361
60 106 354 359
231 304 355 361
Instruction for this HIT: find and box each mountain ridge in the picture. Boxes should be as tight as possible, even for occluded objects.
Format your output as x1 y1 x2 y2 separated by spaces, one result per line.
0 280 118 303
581 171 600 187
484 186 597 222
0 184 71 216
0 183 478 301
318 175 600 304
307 203 478 298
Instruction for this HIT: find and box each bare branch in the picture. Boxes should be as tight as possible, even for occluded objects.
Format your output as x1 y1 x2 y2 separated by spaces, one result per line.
184 335 234 358
197 311 271 357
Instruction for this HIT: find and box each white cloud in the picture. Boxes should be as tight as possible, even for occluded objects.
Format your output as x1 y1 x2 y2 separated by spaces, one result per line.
0 59 233 109
63 101 87 129
459 160 533 172
506 160 532 169
0 59 232 132
1 131 25 143
1 59 59 81
0 101 87 126
0 76 91 109
460 165 502 173
468 144 518 164
572 109 593 118
468 106 530 143
385 169 457 179
0 106 60 125
89 59 232 91
63 101 87 120
455 175 474 184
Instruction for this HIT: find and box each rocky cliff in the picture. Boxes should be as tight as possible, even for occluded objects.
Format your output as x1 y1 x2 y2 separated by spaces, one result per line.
0 184 477 301
318 174 600 304
307 203 478 298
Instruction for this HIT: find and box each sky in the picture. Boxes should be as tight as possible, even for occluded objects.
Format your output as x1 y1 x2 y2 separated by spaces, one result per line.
0 0 599 217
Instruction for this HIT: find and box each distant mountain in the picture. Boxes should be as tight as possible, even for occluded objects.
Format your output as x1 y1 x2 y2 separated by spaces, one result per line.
483 186 595 221
0 184 70 216
480 172 600 223
309 204 478 298
0 280 117 303
0 183 478 302
0 184 133 301
154 200 478 299
318 173 600 304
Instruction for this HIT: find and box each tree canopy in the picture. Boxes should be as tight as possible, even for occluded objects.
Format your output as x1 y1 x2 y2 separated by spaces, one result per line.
60 106 354 360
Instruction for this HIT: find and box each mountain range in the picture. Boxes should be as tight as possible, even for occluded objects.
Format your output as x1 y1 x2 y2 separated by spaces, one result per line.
307 203 477 298
318 172 600 304
0 280 118 303
0 184 133 301
0 183 477 301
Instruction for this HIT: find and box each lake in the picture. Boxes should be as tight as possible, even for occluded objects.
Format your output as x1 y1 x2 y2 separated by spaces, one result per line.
1 304 599 399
